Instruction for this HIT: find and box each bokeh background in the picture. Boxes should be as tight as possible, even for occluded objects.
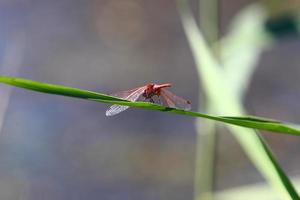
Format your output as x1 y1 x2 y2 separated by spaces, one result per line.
0 0 300 199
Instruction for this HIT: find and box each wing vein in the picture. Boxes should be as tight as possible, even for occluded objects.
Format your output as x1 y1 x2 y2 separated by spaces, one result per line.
106 86 146 116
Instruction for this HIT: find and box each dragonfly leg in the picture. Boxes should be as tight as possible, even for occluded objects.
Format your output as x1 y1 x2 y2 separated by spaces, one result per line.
149 98 154 103
157 96 161 104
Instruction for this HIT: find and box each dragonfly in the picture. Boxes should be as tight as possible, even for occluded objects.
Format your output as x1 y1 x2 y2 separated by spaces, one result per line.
106 83 191 116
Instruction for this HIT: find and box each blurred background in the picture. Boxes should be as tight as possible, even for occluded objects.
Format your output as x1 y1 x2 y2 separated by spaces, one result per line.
0 0 300 199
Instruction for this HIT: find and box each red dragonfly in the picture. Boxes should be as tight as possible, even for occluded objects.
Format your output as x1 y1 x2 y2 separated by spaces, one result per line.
106 83 191 116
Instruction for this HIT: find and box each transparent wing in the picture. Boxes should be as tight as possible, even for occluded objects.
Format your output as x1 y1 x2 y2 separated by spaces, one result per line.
109 87 141 99
160 88 191 110
106 104 130 116
106 86 146 116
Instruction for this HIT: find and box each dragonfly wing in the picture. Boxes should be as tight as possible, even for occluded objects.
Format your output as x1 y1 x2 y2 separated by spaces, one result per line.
106 86 146 116
109 87 141 99
105 104 130 116
160 88 191 110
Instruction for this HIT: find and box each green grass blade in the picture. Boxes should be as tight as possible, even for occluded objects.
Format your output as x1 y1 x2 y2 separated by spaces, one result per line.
1 76 300 136
257 133 300 200
177 1 299 199
0 76 121 101
196 0 220 199
219 4 272 98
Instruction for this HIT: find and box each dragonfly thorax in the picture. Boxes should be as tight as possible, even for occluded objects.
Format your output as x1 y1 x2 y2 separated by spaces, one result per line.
142 83 172 99
143 84 158 99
